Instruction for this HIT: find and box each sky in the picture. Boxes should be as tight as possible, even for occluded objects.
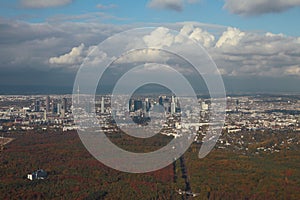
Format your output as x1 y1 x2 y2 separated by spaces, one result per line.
0 0 300 94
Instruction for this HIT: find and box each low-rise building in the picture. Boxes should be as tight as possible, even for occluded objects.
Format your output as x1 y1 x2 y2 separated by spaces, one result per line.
27 169 47 181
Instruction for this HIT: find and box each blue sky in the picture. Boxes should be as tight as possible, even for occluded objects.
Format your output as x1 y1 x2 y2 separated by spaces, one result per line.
0 0 299 36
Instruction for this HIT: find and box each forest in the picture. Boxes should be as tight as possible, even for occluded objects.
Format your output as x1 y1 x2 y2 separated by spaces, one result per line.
0 130 299 199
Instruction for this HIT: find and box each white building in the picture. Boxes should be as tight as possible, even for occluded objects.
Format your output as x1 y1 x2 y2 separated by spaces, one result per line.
27 169 47 181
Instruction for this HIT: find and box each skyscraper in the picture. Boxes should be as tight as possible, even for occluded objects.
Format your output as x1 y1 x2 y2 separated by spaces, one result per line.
134 100 143 111
43 110 47 121
45 96 50 113
171 96 176 114
51 100 56 114
61 98 67 118
57 103 61 115
101 97 105 114
34 100 40 112
129 99 134 112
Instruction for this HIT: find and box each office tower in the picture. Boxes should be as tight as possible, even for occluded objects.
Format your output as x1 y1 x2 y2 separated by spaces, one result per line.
34 100 40 112
145 98 151 111
51 100 56 114
176 97 181 113
57 103 61 115
101 97 105 114
62 98 67 111
129 99 134 112
61 98 67 117
134 100 143 111
171 96 176 114
159 96 164 106
142 101 147 113
43 110 47 121
45 96 50 112
163 102 170 113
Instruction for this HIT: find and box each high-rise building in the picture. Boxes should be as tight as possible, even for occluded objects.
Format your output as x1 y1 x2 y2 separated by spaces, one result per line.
57 103 61 115
171 96 176 114
45 96 50 113
159 96 165 106
134 100 143 111
142 101 147 113
163 102 170 113
43 110 47 121
51 100 56 114
61 98 67 117
101 97 105 114
145 98 151 112
62 98 67 111
34 100 40 112
129 99 134 112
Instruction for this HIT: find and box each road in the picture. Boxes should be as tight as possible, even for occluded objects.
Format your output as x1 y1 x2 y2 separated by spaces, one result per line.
0 137 14 150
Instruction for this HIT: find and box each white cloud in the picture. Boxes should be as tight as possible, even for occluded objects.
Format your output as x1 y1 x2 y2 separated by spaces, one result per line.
188 27 215 48
20 0 73 8
142 24 216 49
115 49 169 64
143 27 175 48
212 29 300 77
96 4 117 9
2 19 299 80
49 43 85 65
224 0 300 16
130 63 176 73
174 24 215 48
285 65 300 75
265 32 285 38
115 24 300 77
215 27 245 48
48 42 110 68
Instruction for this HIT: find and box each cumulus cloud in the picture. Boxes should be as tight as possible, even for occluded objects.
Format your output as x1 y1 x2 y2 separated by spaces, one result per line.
102 24 300 77
0 19 125 73
215 27 245 48
180 24 215 48
49 43 85 65
1 19 300 91
111 24 300 78
143 27 176 48
211 28 300 77
142 24 215 49
20 0 73 8
224 0 300 16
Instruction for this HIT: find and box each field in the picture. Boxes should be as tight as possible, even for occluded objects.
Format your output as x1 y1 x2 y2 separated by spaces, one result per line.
0 131 299 199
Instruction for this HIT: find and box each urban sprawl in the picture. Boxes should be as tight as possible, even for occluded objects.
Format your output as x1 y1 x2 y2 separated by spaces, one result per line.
1 95 299 155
